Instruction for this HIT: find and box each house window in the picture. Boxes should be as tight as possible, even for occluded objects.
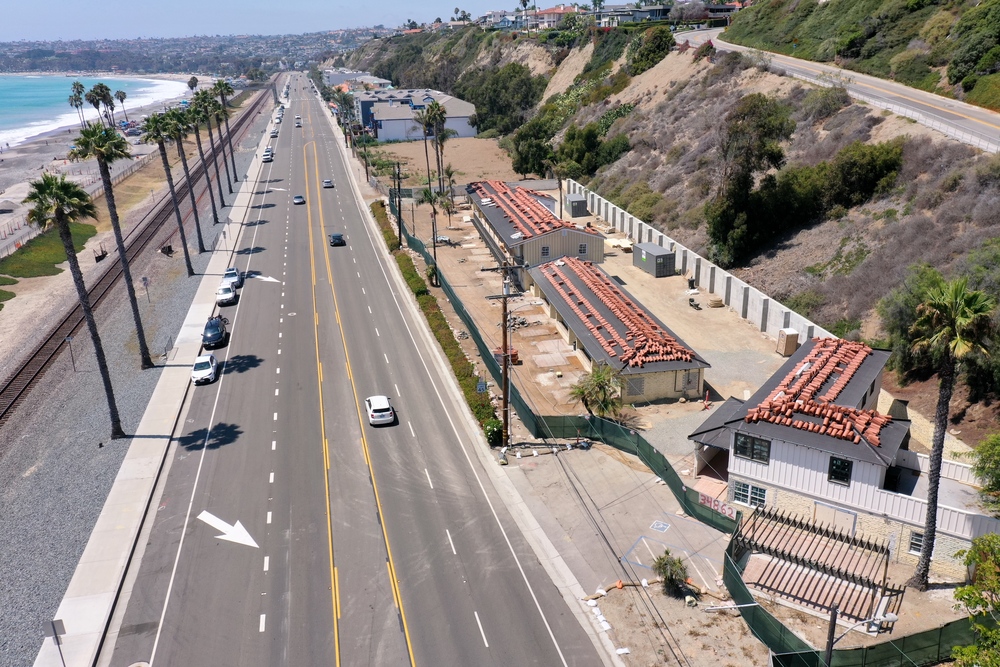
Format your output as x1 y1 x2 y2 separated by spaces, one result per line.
734 433 770 464
828 457 853 485
909 531 924 555
541 246 550 258
578 243 588 255
733 480 767 508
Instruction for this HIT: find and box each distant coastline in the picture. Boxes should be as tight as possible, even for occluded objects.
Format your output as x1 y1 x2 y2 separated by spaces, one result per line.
0 73 192 148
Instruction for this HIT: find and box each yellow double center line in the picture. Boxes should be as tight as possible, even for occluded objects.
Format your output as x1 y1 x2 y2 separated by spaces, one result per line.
304 132 417 666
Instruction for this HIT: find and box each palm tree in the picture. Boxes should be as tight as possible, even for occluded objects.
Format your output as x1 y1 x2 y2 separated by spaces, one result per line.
68 94 85 128
69 123 155 369
212 80 238 182
142 113 195 277
212 101 235 195
418 187 441 285
414 107 440 284
443 163 458 209
91 83 115 126
907 278 996 591
187 76 198 93
164 109 207 253
571 362 622 419
23 174 127 439
193 91 227 206
114 90 129 123
186 100 221 224
85 89 105 127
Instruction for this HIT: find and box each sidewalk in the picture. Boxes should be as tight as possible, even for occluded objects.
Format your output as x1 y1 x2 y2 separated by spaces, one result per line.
32 111 276 667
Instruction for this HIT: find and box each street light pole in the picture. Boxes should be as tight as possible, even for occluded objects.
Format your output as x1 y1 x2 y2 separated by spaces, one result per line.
824 605 899 666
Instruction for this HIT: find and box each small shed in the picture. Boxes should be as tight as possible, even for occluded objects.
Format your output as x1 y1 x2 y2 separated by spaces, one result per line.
633 243 675 278
566 193 588 218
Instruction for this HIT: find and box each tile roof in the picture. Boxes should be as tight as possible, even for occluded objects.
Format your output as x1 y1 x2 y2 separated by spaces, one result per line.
469 180 587 240
530 257 709 374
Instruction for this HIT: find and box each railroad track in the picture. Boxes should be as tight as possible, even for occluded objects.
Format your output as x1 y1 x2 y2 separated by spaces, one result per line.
0 88 272 436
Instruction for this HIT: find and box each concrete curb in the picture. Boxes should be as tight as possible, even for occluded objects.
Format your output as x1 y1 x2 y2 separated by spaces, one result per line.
33 97 275 667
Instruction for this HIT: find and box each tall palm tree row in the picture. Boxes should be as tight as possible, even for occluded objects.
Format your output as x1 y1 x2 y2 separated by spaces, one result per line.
85 88 105 127
212 100 235 195
184 101 221 224
164 109 207 253
212 80 238 182
192 91 227 207
23 174 127 439
413 107 440 283
142 113 195 277
69 80 86 127
69 123 155 369
908 277 996 591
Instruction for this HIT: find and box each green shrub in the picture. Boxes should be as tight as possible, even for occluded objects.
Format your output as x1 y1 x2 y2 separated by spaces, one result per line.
484 419 503 447
801 86 851 121
652 550 690 598
785 290 825 318
626 26 675 75
692 41 716 62
581 28 631 79
827 139 904 207
477 128 500 139
966 72 1000 110
370 201 400 251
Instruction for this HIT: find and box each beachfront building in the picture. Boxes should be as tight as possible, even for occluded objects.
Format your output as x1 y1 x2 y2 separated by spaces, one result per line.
351 89 476 141
527 256 709 402
688 337 1000 582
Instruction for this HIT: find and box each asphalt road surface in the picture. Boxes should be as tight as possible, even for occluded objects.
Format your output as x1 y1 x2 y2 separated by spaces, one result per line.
109 74 603 667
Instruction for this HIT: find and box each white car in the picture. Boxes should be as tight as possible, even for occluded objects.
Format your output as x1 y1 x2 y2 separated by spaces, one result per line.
365 395 395 426
191 354 218 384
216 284 237 306
221 267 242 289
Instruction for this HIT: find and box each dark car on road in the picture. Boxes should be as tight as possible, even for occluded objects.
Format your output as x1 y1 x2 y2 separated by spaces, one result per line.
202 316 229 349
328 233 345 247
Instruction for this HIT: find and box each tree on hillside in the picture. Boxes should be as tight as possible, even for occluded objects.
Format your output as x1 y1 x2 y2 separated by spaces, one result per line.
706 93 794 267
23 174 127 439
142 112 195 277
970 433 1000 516
907 278 996 591
69 124 154 370
952 533 1000 666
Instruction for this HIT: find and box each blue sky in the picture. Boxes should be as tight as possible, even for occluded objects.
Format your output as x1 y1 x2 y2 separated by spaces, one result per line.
1 1 511 42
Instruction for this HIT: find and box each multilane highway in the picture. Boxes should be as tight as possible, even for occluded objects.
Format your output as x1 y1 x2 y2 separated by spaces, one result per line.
109 74 604 666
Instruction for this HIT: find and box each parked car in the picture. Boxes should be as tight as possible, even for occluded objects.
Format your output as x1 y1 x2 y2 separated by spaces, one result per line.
191 354 218 384
365 395 395 426
202 316 229 349
262 155 273 163
322 179 334 188
216 284 237 306
270 129 279 138
328 233 345 247
222 267 243 289
292 195 305 205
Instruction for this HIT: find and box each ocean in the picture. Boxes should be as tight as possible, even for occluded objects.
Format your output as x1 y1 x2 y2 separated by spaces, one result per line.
0 75 189 148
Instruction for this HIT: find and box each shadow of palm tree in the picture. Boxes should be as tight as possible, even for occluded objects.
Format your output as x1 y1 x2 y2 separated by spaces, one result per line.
250 202 275 210
224 354 264 374
265 178 284 184
236 246 265 255
178 421 243 450
245 218 269 227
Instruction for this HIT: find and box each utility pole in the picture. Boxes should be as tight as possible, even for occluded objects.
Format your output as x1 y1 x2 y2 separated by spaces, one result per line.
395 161 403 242
486 262 520 449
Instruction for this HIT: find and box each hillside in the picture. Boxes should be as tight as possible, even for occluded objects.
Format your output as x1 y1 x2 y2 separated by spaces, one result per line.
723 0 1000 110
335 26 1000 440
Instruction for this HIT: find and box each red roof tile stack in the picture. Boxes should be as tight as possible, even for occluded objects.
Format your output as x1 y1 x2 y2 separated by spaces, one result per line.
471 180 579 239
539 257 696 367
744 339 892 446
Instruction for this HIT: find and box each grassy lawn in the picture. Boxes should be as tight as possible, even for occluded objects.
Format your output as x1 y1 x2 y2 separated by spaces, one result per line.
0 223 98 278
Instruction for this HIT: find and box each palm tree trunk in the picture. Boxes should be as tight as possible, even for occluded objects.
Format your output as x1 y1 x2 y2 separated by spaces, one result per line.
215 116 234 195
157 142 195 276
192 127 220 224
221 96 238 182
55 213 126 439
175 139 207 253
97 158 154 369
206 119 228 203
421 132 439 286
909 355 955 591
121 104 129 123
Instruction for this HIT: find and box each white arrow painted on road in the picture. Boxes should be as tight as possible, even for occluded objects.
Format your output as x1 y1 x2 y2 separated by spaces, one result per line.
197 511 259 548
250 275 280 283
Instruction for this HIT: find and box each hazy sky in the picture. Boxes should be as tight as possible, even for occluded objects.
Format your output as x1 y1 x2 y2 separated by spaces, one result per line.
1 0 509 42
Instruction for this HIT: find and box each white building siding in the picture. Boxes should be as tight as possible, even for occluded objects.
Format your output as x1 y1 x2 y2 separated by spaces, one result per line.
377 118 425 142
444 117 477 139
